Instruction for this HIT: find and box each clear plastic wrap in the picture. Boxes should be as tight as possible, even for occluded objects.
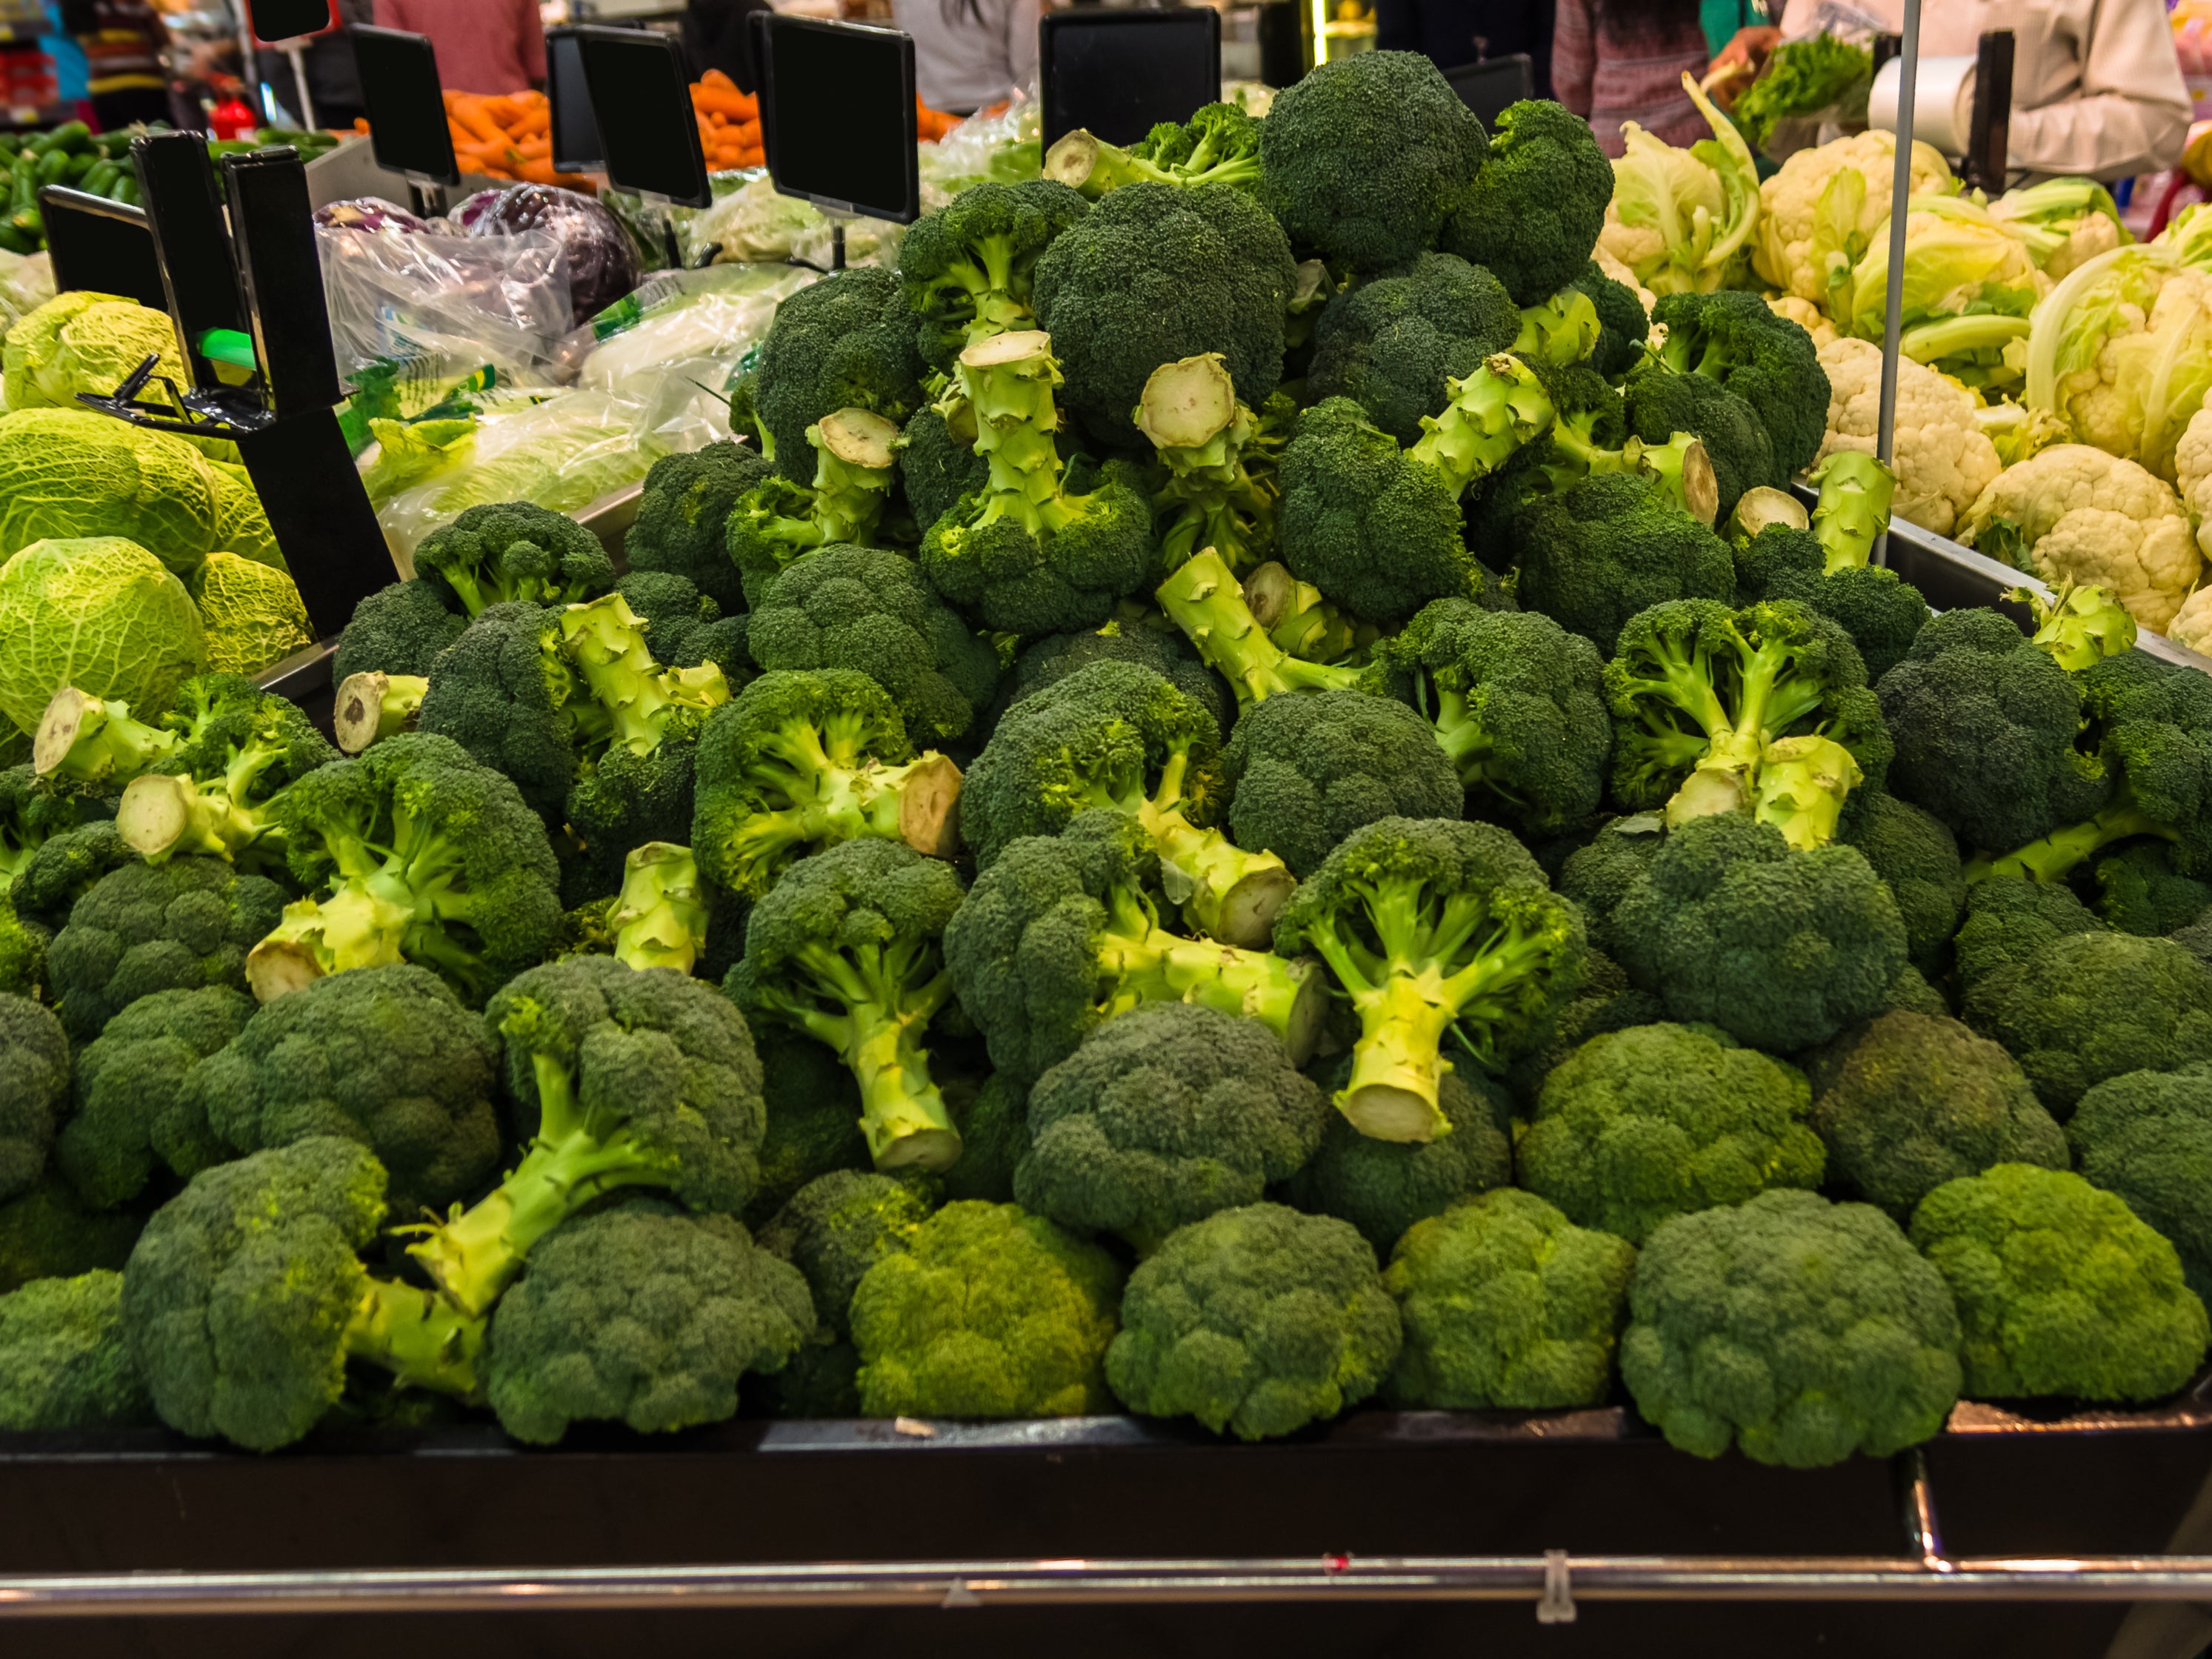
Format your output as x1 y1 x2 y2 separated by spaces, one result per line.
318 222 577 388
0 248 54 334
462 184 645 324
920 95 1043 197
671 170 905 268
577 262 817 448
313 197 435 234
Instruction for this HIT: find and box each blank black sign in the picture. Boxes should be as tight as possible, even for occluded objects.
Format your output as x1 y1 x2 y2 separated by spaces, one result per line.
349 26 458 184
575 26 710 208
245 0 332 44
544 29 605 174
40 189 164 310
1040 10 1219 150
762 17 917 224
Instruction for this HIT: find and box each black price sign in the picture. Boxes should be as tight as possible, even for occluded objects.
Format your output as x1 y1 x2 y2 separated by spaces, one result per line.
1039 10 1219 151
574 26 710 209
348 26 459 185
759 16 919 225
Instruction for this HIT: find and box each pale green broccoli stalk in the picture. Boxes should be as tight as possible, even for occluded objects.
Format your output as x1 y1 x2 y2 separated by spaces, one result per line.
0 1269 151 1430
607 842 709 974
112 676 336 867
556 592 732 757
1045 102 1265 199
724 408 905 606
333 671 427 755
1510 288 1604 368
1808 450 1895 573
1242 561 1366 664
2015 579 2138 671
32 685 183 787
1155 550 1370 709
1135 353 1286 576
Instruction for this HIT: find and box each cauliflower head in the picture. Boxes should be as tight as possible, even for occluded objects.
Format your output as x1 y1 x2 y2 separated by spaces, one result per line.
1768 294 1836 349
2168 399 2212 575
1754 133 1954 307
1815 336 1999 536
2027 250 2212 483
2168 585 2212 656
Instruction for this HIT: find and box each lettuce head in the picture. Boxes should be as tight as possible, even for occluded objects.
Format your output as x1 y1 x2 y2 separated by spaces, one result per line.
0 536 207 734
2 290 239 463
0 407 221 576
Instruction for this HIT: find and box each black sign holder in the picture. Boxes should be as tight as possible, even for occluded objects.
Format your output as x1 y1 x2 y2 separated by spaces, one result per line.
1038 9 1219 152
756 15 919 271
347 24 459 216
1964 30 2016 192
573 24 709 270
543 25 606 176
37 187 164 309
243 0 336 130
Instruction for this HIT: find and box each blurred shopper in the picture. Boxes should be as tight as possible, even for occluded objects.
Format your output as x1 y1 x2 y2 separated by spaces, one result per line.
371 0 544 96
1373 0 1554 93
891 0 1036 115
1554 0 1709 154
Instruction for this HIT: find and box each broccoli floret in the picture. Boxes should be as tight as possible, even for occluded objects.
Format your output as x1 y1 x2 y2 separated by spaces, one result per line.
747 544 1002 748
1952 875 2108 987
250 733 562 1005
897 402 988 537
898 179 1091 373
413 602 580 821
484 1199 814 1444
963 659 1292 948
1305 253 1521 445
1503 947 1669 1105
2094 841 2212 935
331 580 467 685
1256 50 1488 273
724 408 905 606
56 985 250 1209
47 858 286 1041
1136 357 1290 577
690 669 962 903
990 617 1233 740
1622 362 1776 525
756 1168 930 1338
945 810 1326 1085
1516 471 1737 659
1281 1063 1512 1251
1519 1022 1823 1243
108 676 336 868
1842 793 1967 974
939 1070 1025 1205
613 571 752 684
1030 182 1296 450
1556 813 1666 959
850 1198 1122 1417
1046 102 1265 199
1573 259 1649 381
0 1270 151 1429
0 900 45 1000
0 1177 141 1295
415 501 615 619
1012 1000 1327 1251
1910 1163 2208 1402
1439 99 1612 306
1730 523 1933 685
0 993 66 1203
1622 1188 1962 1466
1273 817 1588 1143
750 266 928 482
2071 1063 2212 1303
744 1031 869 1229
1378 600 1613 838
624 440 773 616
1106 1200 1401 1439
1810 1011 2067 1220
1382 1188 1635 1410
1962 930 2212 1114
1650 289 1830 476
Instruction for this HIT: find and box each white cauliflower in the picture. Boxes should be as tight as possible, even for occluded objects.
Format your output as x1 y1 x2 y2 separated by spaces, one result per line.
1813 336 1999 538
1593 244 1657 314
2039 261 2212 483
2027 509 2202 632
1768 294 1836 348
1753 132 1955 307
2167 398 2212 563
2162 583 2212 654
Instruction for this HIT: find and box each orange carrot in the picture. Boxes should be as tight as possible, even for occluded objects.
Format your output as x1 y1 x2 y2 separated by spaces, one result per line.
692 84 753 119
450 97 505 146
701 67 737 89
731 118 761 147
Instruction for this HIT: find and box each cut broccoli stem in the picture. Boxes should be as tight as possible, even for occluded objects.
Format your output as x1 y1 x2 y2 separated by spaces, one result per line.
1244 562 1362 662
33 686 182 785
2015 581 2137 672
249 885 412 999
115 717 297 862
334 672 427 755
1512 289 1603 367
1138 353 1282 575
1136 353 1239 450
1136 781 1299 950
344 1274 486 1398
1808 451 1895 573
1729 485 1809 542
1966 799 2173 885
808 408 902 545
1549 422 1720 527
558 594 731 757
1043 128 1162 196
1156 550 1365 707
1750 734 1863 852
1408 354 1559 498
1093 880 1327 1065
956 328 1075 535
610 842 709 974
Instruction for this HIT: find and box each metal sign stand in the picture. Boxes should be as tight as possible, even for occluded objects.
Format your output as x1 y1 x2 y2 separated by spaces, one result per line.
1873 0 1922 569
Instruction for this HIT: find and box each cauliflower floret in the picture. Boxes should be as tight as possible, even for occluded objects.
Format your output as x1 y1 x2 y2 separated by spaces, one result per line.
2164 583 2212 654
1768 294 1836 349
1593 243 1658 314
1754 132 1955 305
1814 336 1999 537
2045 211 2124 282
2051 266 2212 479
2028 508 2202 632
2171 399 2212 563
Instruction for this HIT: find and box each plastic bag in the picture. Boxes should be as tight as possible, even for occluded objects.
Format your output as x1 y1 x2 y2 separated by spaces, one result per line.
0 248 55 334
579 262 816 448
672 170 905 268
462 184 645 324
319 222 576 388
922 94 1042 198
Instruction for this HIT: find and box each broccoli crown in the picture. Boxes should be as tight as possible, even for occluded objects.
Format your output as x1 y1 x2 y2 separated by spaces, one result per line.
940 1068 1025 1205
2095 841 2212 936
898 402 989 538
1808 566 1932 687
2070 1063 2212 1304
1612 813 1908 1052
756 1168 930 1340
1962 929 2212 1114
1256 50 1488 273
158 674 335 790
1127 100 1266 187
898 179 1092 373
1305 253 1521 445
1556 813 1666 960
744 1030 868 1228
415 501 615 620
57 985 249 1211
1910 1163 2208 1402
484 1199 815 1444
1106 1200 1401 1439
614 571 751 684
1573 259 1649 381
990 619 1233 742
46 857 286 1042
1876 608 2108 857
1623 363 1776 524
1222 690 1461 879
1651 290 1830 476
1282 1063 1513 1251
753 267 928 482
1439 99 1613 307
415 602 579 820
1383 1186 1634 1411
1810 1011 2066 1219
1623 1188 1962 1466
0 993 66 1204
0 1176 141 1295
1030 182 1296 449
1953 875 2108 988
1504 947 1670 1105
1516 471 1736 659
1013 1000 1327 1250
6 771 130 924
331 579 467 685
1379 599 1614 837
1519 1021 1824 1243
748 544 1002 747
0 1269 150 1430
850 1198 1123 1417
624 440 773 615
1842 794 1966 974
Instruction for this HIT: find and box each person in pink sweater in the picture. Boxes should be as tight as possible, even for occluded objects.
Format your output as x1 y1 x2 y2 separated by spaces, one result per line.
372 0 544 96
1553 0 1710 157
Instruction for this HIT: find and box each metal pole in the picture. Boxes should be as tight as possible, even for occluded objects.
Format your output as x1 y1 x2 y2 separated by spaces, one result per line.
286 43 317 131
1874 0 1922 568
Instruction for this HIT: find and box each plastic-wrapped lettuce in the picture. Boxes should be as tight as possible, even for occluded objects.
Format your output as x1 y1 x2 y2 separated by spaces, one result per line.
673 170 904 269
579 263 816 448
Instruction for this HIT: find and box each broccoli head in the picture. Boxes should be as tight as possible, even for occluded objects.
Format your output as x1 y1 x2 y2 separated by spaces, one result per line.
1013 1000 1329 1251
624 439 773 615
1650 289 1830 476
613 570 753 684
2095 841 2212 936
1518 471 1736 659
989 616 1232 741
897 401 988 538
1281 1063 1513 1252
1383 1187 1635 1411
1045 102 1266 199
332 579 467 685
1910 1163 2208 1402
724 408 904 606
750 266 928 482
1953 875 2108 988
1610 813 1908 1053
110 675 339 868
0 1269 151 1430
484 1199 815 1444
744 1031 869 1228
1256 50 1488 273
850 1198 1122 1417
756 1168 930 1340
47 857 287 1041
0 1176 142 1295
1573 259 1650 381
412 602 580 820
1842 793 1966 974
898 179 1091 373
414 501 615 620
1440 99 1613 306
1622 1188 1962 1466
1305 253 1521 445
56 985 250 1210
1555 813 1667 960
0 993 66 1203
2071 1063 2212 1304
1107 1201 1401 1439
941 1068 1026 1205
1730 523 1932 685
1809 1011 2067 1220
1622 361 1777 525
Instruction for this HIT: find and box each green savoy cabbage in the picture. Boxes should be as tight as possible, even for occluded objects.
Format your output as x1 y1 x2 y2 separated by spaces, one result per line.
207 462 285 571
2 292 237 464
0 408 220 575
189 552 313 677
0 537 207 734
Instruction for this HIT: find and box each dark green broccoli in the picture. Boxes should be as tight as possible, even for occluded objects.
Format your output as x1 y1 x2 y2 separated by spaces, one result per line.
939 1069 1025 1205
690 669 962 902
1519 1022 1824 1243
1045 102 1265 199
989 616 1232 740
1383 1188 1635 1410
756 1168 930 1339
1808 1011 2065 1219
47 857 286 1042
0 1270 151 1430
743 1031 868 1229
1502 947 1669 1106
1573 259 1649 381
0 993 66 1203
897 401 988 537
850 1197 1122 1417
2070 1063 2212 1303
749 266 928 482
1029 182 1296 450
724 406 904 607
331 580 467 685
1842 792 1967 974
1281 1063 1513 1251
1953 875 2109 987
484 1199 814 1444
1273 817 1587 1143
897 179 1091 373
1730 523 1931 684
414 501 615 619
0 1176 141 1294
1106 1200 1401 1439
1555 813 1667 960
1649 290 1830 476
413 602 581 820
746 544 1002 748
108 676 337 869
1622 361 1776 524
1516 471 1737 658
1305 253 1522 445
56 985 249 1209
0 764 106 995
1622 1188 1962 1466
1439 99 1613 306
250 733 563 1006
945 810 1327 1085
1136 358 1290 577
1910 1163 2208 1402
1962 930 2212 1114
613 570 752 683
1256 50 1488 274
1013 1000 1327 1251
2094 841 2212 935
624 439 773 615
